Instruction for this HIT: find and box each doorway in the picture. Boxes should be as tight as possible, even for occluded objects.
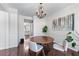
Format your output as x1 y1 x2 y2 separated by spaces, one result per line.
24 19 33 39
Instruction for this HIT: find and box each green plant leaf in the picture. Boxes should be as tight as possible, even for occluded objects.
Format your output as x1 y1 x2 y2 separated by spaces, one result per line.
67 36 72 39
42 26 48 33
67 32 72 35
65 36 73 42
72 42 76 47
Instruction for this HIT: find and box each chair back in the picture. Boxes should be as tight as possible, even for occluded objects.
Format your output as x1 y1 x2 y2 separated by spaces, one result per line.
29 41 38 51
63 40 68 51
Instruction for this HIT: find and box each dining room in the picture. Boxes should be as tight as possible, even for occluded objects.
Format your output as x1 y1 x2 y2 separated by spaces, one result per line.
0 3 79 56
17 3 79 56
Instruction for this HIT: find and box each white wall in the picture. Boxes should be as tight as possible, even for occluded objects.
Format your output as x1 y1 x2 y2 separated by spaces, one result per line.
33 16 47 36
0 5 4 10
18 15 24 42
47 4 79 51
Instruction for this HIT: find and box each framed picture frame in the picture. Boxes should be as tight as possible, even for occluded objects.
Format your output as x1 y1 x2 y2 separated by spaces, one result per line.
52 13 74 31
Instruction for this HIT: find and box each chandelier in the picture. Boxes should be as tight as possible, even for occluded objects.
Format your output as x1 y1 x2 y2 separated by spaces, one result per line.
36 3 46 18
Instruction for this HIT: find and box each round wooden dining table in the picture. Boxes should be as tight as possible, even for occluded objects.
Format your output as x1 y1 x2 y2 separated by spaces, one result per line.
30 36 54 45
30 36 54 55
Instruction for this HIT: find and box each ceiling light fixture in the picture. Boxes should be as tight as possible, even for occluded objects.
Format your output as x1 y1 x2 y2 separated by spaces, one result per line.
36 3 46 18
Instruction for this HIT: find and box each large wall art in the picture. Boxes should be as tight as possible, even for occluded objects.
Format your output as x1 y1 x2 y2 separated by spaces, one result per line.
52 14 74 31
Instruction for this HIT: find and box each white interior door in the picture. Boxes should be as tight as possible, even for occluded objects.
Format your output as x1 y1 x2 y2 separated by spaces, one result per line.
0 10 8 50
8 8 18 48
0 9 18 50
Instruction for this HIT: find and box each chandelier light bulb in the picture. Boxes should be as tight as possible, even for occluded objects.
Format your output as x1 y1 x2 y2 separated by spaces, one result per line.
36 3 46 18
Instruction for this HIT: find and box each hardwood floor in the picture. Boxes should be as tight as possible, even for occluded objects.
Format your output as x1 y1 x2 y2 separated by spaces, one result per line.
0 43 78 56
0 47 17 56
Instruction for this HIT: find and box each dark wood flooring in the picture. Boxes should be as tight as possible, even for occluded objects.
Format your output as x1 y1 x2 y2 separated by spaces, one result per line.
0 47 17 56
0 42 78 56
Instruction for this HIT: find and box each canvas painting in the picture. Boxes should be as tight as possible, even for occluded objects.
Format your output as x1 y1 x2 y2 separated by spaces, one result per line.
52 14 74 31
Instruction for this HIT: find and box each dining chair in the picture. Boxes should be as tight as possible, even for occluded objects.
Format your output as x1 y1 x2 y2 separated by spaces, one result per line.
53 40 68 55
29 41 45 56
24 38 30 56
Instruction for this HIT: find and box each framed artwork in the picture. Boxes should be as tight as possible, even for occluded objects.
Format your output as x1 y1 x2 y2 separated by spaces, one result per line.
52 14 74 31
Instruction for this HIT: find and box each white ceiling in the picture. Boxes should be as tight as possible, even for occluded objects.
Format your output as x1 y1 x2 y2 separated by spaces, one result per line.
3 3 74 17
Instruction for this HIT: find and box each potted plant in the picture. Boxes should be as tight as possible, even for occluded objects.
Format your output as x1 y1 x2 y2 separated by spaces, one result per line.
42 25 48 33
65 32 76 48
